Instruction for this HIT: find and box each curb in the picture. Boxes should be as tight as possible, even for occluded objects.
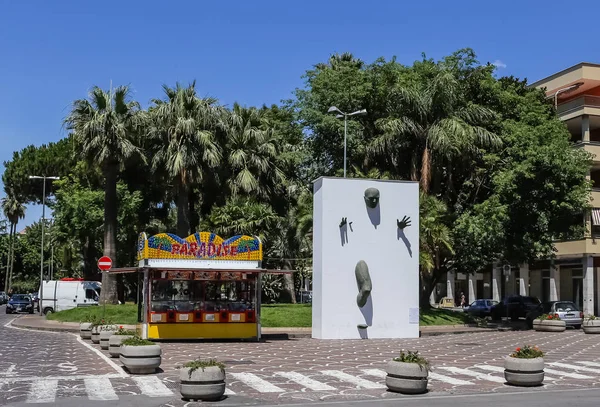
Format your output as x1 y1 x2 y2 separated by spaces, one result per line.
11 318 80 333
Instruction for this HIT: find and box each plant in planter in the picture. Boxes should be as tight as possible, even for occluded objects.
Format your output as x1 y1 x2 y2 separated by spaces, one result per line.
180 359 226 401
532 314 566 332
108 326 136 358
583 314 600 334
504 345 544 386
120 336 161 374
385 350 429 394
99 324 119 350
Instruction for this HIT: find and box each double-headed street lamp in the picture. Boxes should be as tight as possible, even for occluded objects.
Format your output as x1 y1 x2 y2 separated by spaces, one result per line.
327 106 367 178
29 175 59 315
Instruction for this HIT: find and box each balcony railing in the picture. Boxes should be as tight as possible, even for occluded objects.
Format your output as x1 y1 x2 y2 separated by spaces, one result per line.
557 95 600 116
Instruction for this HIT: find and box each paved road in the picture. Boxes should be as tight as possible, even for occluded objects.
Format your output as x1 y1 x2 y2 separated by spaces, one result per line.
3 304 600 406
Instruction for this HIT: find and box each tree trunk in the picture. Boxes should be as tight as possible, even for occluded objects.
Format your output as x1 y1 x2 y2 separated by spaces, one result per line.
8 222 16 293
176 181 191 237
420 146 431 193
4 223 14 292
279 260 296 304
189 189 199 234
82 235 99 281
100 163 119 304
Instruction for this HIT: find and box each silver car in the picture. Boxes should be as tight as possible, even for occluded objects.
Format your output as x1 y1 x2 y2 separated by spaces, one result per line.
526 301 583 329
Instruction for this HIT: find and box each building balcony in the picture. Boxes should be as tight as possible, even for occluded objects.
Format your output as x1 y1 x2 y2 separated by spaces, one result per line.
573 141 600 163
592 188 600 204
554 238 600 258
558 95 600 120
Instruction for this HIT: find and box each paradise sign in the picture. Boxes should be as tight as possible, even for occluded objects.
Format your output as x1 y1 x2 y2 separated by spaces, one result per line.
137 232 262 262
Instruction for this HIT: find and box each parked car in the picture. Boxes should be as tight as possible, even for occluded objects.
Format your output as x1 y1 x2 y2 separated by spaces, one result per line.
526 301 583 329
465 299 498 318
6 294 34 314
39 279 101 315
0 291 8 305
491 295 541 321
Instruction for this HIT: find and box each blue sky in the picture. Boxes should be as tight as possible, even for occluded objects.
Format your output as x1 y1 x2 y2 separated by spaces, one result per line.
2 0 600 229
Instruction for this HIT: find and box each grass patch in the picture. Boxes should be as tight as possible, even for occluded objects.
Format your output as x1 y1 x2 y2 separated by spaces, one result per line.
260 304 312 327
46 303 138 325
419 307 476 326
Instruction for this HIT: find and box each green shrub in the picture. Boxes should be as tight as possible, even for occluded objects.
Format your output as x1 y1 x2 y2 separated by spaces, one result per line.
393 350 429 371
121 336 154 346
183 359 225 377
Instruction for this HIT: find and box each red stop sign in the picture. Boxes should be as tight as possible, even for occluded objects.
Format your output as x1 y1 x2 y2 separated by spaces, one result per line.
98 256 113 271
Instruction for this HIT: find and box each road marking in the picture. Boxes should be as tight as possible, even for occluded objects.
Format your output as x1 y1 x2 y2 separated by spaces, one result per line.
275 371 336 391
230 372 285 393
360 368 386 378
0 364 15 375
84 377 118 400
437 367 505 383
74 334 129 378
26 379 58 403
544 368 593 379
133 376 174 397
321 370 385 389
474 365 556 381
362 367 471 386
549 362 600 374
0 374 124 384
225 388 236 395
575 361 600 368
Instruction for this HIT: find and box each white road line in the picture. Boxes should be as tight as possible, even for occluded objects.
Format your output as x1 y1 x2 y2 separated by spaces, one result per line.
575 361 600 368
230 372 285 393
360 368 386 378
321 370 386 389
74 334 129 378
133 376 174 397
26 379 58 403
225 388 236 395
549 362 600 374
276 371 336 391
0 364 15 375
474 365 556 381
544 368 594 379
0 374 123 384
437 367 505 383
84 377 118 400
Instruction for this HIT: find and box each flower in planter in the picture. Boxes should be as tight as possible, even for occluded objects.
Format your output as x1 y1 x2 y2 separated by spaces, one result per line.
585 314 597 321
393 350 429 371
510 345 544 359
536 313 561 321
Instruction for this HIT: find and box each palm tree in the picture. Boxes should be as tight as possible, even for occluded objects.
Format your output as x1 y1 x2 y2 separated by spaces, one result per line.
2 193 25 293
225 104 285 200
372 69 501 193
64 86 143 304
149 82 222 236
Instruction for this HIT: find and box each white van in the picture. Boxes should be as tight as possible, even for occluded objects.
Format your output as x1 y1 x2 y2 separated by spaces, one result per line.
39 279 102 314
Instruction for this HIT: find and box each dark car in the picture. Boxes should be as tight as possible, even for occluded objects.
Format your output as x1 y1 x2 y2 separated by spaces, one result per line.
526 301 583 329
491 295 541 321
465 299 499 318
6 294 34 314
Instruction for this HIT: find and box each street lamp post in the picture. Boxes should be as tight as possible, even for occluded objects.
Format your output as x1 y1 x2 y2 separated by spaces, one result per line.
29 175 59 315
327 106 367 178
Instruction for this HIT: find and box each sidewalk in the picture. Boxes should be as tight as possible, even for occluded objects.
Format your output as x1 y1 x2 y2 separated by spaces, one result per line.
10 315 517 338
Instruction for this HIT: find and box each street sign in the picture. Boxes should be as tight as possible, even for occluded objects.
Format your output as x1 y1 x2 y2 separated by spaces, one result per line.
98 256 112 271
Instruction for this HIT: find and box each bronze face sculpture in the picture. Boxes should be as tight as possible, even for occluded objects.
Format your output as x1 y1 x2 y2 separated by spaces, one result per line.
364 187 380 209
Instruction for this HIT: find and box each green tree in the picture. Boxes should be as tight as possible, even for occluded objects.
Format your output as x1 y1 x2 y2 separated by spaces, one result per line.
149 82 222 236
64 86 143 304
1 193 25 293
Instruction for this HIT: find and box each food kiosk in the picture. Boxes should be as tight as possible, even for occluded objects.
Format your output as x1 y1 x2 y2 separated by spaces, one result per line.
110 231 268 340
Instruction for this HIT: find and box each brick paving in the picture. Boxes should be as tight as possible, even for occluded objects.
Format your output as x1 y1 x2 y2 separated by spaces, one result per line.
3 308 600 406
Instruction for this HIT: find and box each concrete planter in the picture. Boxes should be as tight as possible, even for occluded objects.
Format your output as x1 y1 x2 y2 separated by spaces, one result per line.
385 360 428 394
583 319 600 334
80 323 93 339
91 326 101 344
99 328 118 350
180 366 226 401
504 357 544 386
532 319 566 332
108 335 134 358
120 344 162 374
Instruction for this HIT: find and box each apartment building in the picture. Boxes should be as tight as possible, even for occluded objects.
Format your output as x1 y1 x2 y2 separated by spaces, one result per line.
431 63 600 316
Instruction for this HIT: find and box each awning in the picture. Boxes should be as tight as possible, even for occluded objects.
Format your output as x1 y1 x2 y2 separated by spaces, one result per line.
593 208 600 225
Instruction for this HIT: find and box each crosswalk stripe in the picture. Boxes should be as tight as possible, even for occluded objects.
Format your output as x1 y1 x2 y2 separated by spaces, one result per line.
230 372 285 393
132 376 174 397
437 367 505 383
321 370 385 389
84 378 118 400
360 368 386 379
575 361 600 368
549 362 600 374
429 371 473 385
26 379 58 403
225 388 236 395
544 368 594 379
275 371 336 391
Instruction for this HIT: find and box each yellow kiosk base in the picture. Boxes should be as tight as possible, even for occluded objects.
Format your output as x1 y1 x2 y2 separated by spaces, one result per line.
145 323 259 340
